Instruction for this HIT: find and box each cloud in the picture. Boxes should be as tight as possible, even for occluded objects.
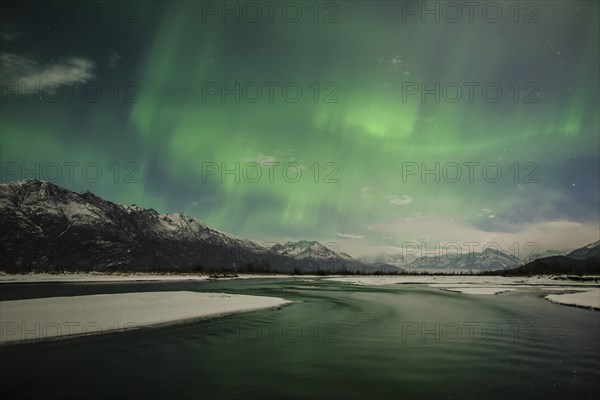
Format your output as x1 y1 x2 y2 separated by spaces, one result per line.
379 54 410 74
389 195 413 206
477 208 495 218
365 215 599 257
390 56 404 66
336 232 364 239
379 54 406 67
242 154 278 164
0 53 95 88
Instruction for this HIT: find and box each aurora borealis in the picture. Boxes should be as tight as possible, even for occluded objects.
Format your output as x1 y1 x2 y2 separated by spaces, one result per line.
1 1 598 256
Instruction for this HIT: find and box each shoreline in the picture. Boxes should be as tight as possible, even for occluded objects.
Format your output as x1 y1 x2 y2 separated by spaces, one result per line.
2 272 599 285
325 275 600 310
545 289 600 310
0 272 334 284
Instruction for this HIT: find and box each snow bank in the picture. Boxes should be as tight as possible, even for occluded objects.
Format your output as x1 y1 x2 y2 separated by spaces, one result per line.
545 289 600 310
326 276 599 306
0 291 292 344
434 287 516 295
325 275 599 287
0 272 325 284
0 273 211 284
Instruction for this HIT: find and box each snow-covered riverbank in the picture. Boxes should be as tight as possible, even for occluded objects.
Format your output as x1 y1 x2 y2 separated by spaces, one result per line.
0 291 292 344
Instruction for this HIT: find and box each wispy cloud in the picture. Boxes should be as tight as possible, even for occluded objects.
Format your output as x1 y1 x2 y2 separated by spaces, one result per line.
336 232 364 239
478 208 495 218
0 53 95 88
242 154 278 164
379 54 410 75
389 195 413 206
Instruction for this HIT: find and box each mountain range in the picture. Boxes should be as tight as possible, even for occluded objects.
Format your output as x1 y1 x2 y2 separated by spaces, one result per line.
404 248 519 271
358 245 598 273
1 180 597 275
0 180 397 273
501 240 600 275
361 249 520 272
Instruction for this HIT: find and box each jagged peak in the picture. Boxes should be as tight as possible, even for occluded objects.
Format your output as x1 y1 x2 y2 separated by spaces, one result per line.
481 247 515 257
5 179 58 189
285 240 322 247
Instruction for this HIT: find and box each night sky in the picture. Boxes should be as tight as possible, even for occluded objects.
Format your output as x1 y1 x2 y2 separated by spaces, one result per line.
1 1 598 256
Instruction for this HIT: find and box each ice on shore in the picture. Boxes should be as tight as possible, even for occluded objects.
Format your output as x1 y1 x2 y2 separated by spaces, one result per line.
326 276 600 309
0 272 319 284
0 272 211 284
0 291 292 344
325 275 599 287
433 286 516 295
545 289 600 310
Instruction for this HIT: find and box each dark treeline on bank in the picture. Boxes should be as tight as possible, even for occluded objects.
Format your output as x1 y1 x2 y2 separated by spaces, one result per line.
1 259 599 278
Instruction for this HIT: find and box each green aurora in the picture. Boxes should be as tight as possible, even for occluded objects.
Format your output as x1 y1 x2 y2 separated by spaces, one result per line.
1 1 598 255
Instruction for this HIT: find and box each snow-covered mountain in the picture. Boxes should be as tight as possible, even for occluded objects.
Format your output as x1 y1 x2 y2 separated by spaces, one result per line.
566 240 600 260
0 180 273 271
499 240 600 275
272 241 330 259
358 252 408 267
404 248 519 271
528 248 573 260
0 180 396 273
270 241 401 273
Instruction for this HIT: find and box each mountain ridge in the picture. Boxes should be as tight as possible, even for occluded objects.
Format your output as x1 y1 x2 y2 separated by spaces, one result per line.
498 240 600 275
0 180 398 274
2 180 595 275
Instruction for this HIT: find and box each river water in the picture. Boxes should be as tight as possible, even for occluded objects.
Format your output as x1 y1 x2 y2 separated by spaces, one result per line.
1 279 598 399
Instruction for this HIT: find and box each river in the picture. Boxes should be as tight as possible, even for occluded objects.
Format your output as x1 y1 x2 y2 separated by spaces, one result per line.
1 278 598 399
